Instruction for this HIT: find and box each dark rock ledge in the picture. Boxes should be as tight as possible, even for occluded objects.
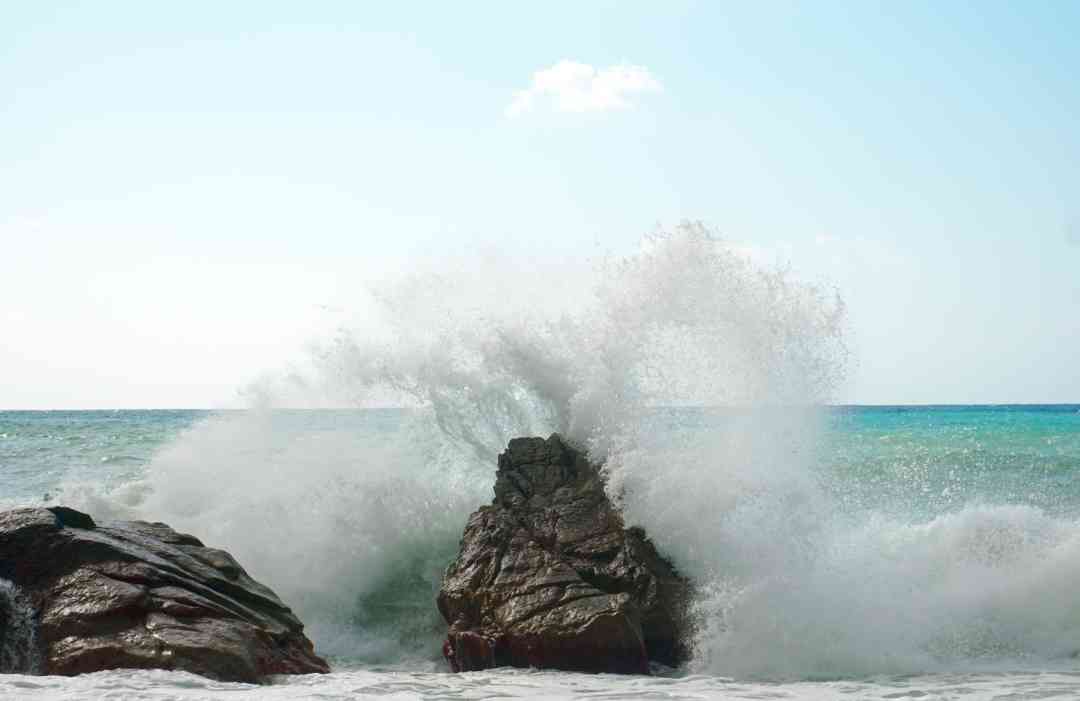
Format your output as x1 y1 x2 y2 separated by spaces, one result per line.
0 506 328 683
437 434 691 674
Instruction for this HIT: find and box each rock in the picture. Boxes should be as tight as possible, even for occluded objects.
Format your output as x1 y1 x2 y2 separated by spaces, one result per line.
437 434 691 674
0 506 329 683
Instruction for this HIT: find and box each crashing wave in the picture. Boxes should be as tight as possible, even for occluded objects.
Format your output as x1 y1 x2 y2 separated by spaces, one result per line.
0 578 39 674
67 224 1080 677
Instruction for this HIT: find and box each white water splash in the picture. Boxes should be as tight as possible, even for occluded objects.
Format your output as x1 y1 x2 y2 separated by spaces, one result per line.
312 222 846 462
1 578 40 674
60 223 1080 680
7 667 1080 701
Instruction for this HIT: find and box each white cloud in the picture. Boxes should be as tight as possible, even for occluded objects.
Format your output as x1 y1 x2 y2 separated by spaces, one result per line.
506 60 662 118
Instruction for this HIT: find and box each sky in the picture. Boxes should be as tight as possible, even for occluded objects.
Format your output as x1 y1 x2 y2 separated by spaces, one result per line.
1 1 1078 408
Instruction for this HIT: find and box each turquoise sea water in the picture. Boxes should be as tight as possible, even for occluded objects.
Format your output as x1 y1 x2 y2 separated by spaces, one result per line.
0 409 209 506
5 406 1078 510
3 406 1080 700
827 405 1080 518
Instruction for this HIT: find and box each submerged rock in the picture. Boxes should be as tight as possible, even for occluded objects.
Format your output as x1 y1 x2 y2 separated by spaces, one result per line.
437 435 691 674
0 506 328 683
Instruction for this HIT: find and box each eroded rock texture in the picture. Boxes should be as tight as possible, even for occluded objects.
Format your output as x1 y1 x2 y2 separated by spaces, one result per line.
437 435 690 674
0 506 328 682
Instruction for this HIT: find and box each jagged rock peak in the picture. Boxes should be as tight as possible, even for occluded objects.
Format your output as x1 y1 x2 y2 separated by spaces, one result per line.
438 434 691 674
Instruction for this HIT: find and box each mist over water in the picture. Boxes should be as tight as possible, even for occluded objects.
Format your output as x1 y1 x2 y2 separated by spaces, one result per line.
51 223 1080 680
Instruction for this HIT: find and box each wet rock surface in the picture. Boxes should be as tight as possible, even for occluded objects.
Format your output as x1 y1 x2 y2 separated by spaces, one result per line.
438 434 691 674
0 506 328 683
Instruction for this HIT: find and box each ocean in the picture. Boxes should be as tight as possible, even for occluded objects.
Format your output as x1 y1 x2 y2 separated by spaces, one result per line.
3 405 1080 700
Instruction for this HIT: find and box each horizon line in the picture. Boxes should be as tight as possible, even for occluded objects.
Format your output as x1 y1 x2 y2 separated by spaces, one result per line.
2 402 1079 412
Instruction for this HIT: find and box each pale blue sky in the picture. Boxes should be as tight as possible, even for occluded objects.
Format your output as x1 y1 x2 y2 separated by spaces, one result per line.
2 1 1077 408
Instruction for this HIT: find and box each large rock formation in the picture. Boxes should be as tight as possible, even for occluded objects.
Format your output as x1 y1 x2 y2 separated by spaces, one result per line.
0 506 328 683
437 435 691 674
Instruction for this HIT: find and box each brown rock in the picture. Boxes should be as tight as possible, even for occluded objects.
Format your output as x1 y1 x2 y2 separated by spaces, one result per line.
0 506 328 682
437 434 691 674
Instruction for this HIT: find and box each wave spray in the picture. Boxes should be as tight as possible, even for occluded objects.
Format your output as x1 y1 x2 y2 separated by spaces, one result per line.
62 223 1080 678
